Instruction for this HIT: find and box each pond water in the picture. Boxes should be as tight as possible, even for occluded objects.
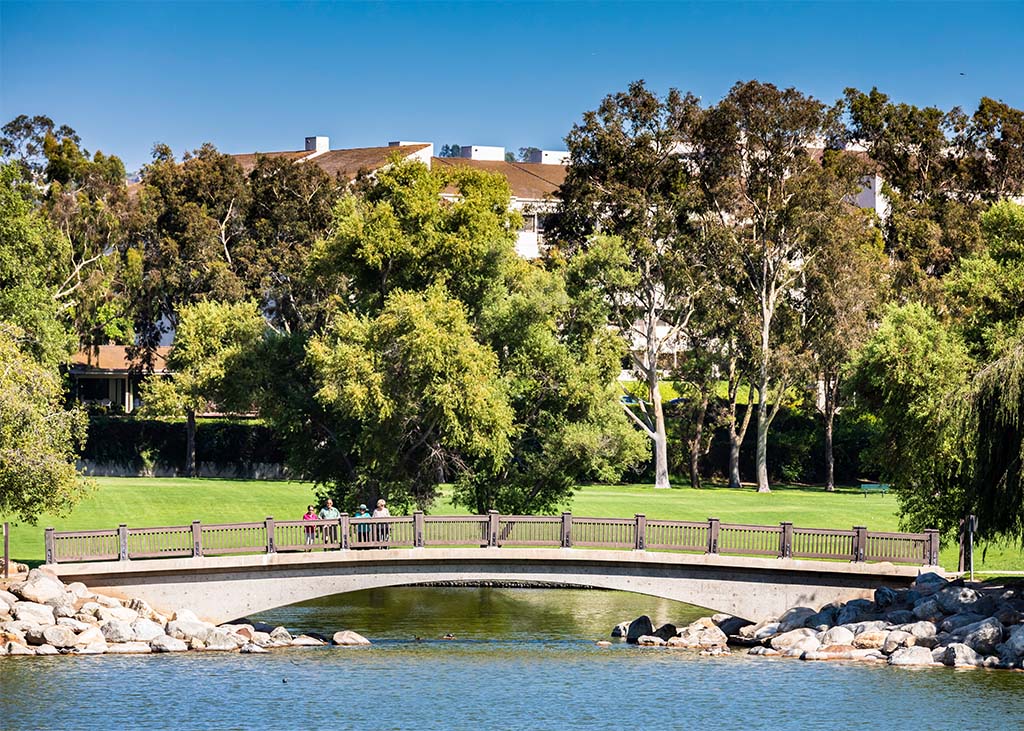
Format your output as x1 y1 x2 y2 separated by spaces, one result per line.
1 587 1022 730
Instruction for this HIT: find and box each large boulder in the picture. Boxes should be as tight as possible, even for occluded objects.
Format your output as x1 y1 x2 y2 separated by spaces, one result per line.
0 589 18 607
943 643 983 667
41 624 77 649
332 630 371 646
66 582 89 598
714 615 754 637
12 601 55 626
777 607 818 633
172 608 200 623
166 620 213 643
882 630 915 654
836 599 875 625
240 642 268 653
150 634 188 653
5 641 35 656
911 572 948 597
127 598 162 622
290 635 327 646
897 621 937 640
883 609 916 625
74 626 105 647
819 626 855 647
843 620 888 636
101 619 135 644
46 592 78 619
957 618 1004 655
637 635 665 646
35 643 60 655
652 623 677 641
993 604 1023 626
912 598 944 623
250 631 273 647
874 587 899 609
11 569 65 604
803 609 836 632
74 640 108 655
131 618 165 643
939 613 986 633
98 606 139 624
56 617 91 632
672 619 728 649
269 626 293 645
625 616 654 644
888 646 936 666
610 621 630 638
203 629 246 651
94 595 121 609
997 624 1024 663
852 631 889 650
770 628 818 652
935 586 987 616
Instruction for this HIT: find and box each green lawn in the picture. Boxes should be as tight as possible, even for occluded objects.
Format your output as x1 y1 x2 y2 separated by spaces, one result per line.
3 477 1020 571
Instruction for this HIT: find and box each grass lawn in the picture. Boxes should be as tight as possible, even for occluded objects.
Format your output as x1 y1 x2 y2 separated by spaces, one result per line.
3 477 1020 571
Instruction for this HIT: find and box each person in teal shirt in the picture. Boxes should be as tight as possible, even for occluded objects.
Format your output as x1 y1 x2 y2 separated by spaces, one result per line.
353 503 371 547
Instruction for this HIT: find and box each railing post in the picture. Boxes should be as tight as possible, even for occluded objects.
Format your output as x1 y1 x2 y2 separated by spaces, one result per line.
707 518 720 554
852 525 867 562
779 521 793 558
339 513 349 550
45 527 55 565
265 517 275 553
413 511 425 548
118 524 129 561
561 512 572 548
191 520 203 558
634 514 647 550
488 510 499 547
925 528 940 566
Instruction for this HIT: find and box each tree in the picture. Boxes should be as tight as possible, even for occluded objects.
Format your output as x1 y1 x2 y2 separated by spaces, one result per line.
141 300 265 476
1 114 80 183
504 151 516 162
802 207 887 490
691 81 859 492
555 81 704 489
0 323 90 522
518 147 541 162
438 143 462 158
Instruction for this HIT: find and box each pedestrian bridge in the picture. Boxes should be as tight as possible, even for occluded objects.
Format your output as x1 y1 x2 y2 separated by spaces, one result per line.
45 513 942 624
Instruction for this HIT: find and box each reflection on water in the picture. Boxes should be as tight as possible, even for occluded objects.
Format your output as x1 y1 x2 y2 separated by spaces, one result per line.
1 587 1022 731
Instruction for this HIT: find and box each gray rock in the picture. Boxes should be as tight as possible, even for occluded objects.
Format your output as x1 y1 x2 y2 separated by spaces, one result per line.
12 601 55 626
803 609 837 631
107 641 152 654
94 595 121 609
939 613 986 633
935 586 985 615
625 616 654 644
332 630 371 646
97 605 139 624
66 582 89 598
5 641 35 656
958 617 1004 655
713 616 753 637
819 626 855 646
150 634 188 653
290 634 326 646
652 623 677 641
166 620 213 642
672 619 728 648
770 628 818 651
610 621 629 638
35 643 59 655
777 607 818 633
842 620 888 636
0 589 18 607
852 630 889 650
203 629 246 651
102 619 135 643
74 626 105 646
131 618 165 643
837 599 875 625
888 645 936 666
240 642 268 653
269 626 293 643
747 646 779 656
897 620 938 639
882 630 915 654
45 592 77 619
637 635 666 646
24 625 47 645
41 624 77 649
884 609 916 625
992 604 1022 626
998 623 1024 661
56 617 90 632
911 572 948 597
912 598 944 622
11 569 65 604
74 640 107 655
943 642 982 667
737 617 777 639
127 598 161 622
874 587 899 609
751 621 781 641
250 631 273 647
172 608 200 622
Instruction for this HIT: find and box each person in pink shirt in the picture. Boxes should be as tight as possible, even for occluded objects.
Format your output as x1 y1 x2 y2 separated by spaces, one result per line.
302 505 318 547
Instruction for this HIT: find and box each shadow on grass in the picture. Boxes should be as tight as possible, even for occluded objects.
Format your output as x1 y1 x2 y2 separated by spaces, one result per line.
604 481 880 496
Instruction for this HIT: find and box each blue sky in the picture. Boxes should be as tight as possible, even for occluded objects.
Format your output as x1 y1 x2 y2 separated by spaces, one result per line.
2 1 1022 171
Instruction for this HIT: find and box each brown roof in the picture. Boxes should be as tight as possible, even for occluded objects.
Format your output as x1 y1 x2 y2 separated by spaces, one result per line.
431 157 566 201
230 144 430 181
69 345 171 373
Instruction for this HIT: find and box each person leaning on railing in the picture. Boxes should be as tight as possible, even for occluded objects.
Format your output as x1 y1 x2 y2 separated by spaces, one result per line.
372 499 391 544
319 499 341 546
353 504 371 547
302 505 318 548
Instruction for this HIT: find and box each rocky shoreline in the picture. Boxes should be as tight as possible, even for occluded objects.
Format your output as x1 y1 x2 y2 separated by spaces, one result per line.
0 568 370 657
611 572 1024 670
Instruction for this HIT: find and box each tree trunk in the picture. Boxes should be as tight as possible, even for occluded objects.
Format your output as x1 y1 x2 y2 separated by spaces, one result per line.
756 363 771 493
185 409 197 478
823 374 837 492
689 391 709 489
729 381 755 489
650 376 670 489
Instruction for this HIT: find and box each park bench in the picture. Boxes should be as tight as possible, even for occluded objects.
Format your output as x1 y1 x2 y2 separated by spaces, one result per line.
860 483 890 497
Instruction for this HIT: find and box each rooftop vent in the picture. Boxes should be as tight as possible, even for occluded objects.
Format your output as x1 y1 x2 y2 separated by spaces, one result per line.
304 136 329 154
459 145 505 162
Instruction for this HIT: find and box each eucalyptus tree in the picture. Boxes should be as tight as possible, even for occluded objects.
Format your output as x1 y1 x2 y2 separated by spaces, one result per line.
554 81 704 489
689 81 862 492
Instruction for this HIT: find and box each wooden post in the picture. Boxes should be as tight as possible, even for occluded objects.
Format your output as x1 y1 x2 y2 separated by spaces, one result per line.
191 521 203 557
339 513 350 550
413 511 425 548
45 527 55 565
265 517 275 553
488 510 499 547
852 526 867 562
707 518 720 554
925 528 940 567
634 514 647 550
561 512 572 548
118 524 129 561
779 522 793 558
